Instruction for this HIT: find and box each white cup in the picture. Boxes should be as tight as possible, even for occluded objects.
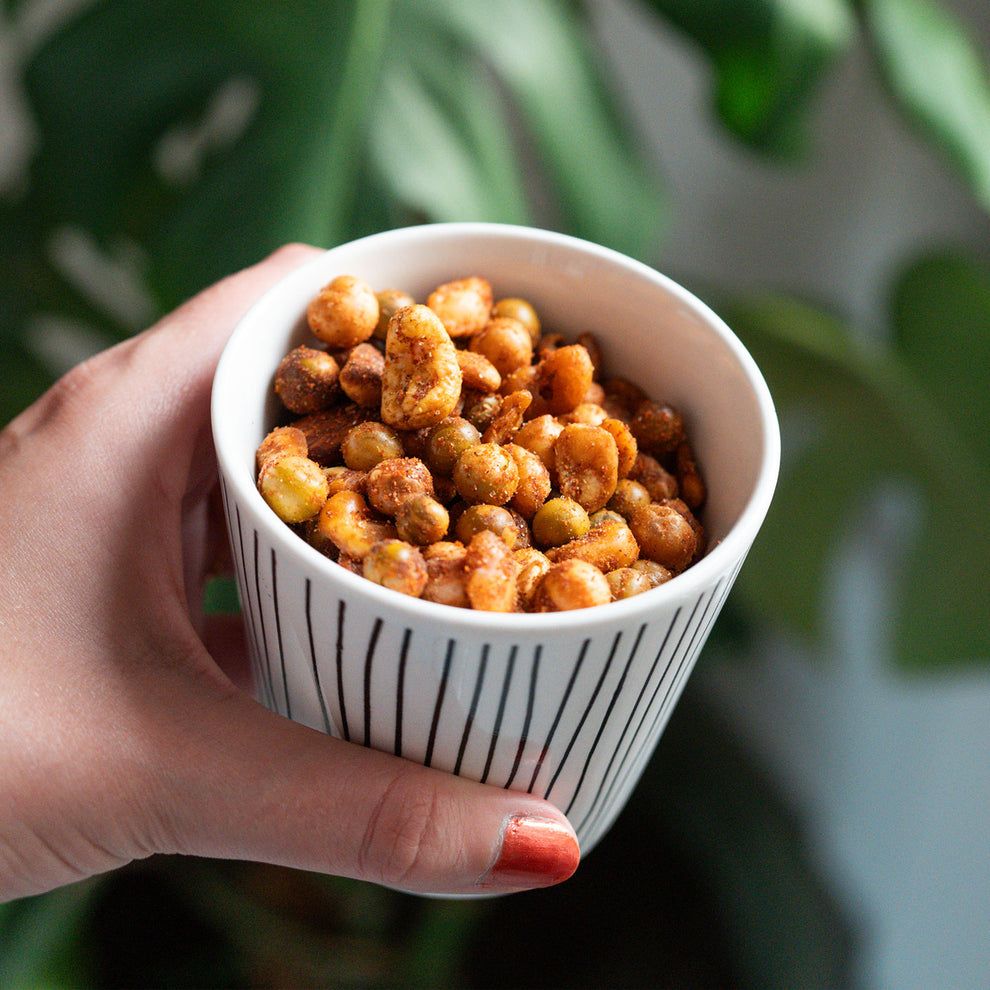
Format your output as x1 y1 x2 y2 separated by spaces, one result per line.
211 223 779 855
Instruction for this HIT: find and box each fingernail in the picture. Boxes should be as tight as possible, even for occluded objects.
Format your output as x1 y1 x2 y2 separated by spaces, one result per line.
480 815 580 890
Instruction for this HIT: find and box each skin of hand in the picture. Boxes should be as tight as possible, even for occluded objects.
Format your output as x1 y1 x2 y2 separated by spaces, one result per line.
0 245 579 903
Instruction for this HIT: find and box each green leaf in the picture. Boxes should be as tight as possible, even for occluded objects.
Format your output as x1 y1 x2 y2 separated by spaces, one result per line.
861 0 990 210
640 0 855 155
416 0 670 260
722 290 990 668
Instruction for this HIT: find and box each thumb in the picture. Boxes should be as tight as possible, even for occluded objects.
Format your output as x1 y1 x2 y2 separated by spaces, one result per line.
155 686 580 896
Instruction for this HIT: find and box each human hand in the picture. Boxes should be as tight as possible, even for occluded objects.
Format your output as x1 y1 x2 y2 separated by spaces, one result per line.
0 245 579 902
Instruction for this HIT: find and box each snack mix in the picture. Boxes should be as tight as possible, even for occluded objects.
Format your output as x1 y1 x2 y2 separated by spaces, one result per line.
256 274 707 612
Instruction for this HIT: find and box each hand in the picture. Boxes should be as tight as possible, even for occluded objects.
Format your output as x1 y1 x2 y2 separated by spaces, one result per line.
0 245 579 902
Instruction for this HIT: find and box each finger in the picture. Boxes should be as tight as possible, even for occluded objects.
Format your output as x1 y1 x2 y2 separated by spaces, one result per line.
153 687 580 896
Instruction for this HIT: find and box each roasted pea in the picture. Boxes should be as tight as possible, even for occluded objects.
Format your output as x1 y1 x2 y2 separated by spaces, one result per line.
630 400 686 457
454 504 521 548
374 288 415 340
607 478 652 517
452 443 519 506
628 502 698 572
425 417 481 476
257 454 328 524
365 457 434 516
363 539 428 598
395 493 450 545
339 342 384 408
461 392 502 433
341 421 404 471
274 345 340 414
492 297 541 344
531 497 590 548
606 567 653 600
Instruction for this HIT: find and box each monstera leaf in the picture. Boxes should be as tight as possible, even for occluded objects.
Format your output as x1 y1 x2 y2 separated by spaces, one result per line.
723 250 990 668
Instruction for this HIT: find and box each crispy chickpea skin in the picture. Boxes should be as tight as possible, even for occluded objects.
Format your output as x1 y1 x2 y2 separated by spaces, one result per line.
533 559 611 612
627 502 698 572
545 516 639 573
469 316 534 377
257 454 329 524
307 274 379 349
316 490 397 559
422 541 470 608
554 423 619 513
365 456 434 516
381 304 462 430
463 530 520 612
274 346 340 414
339 342 384 408
256 425 308 473
452 443 519 506
362 539 428 598
427 276 493 339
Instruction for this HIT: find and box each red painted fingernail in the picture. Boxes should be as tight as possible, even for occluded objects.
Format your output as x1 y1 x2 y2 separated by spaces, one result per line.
481 815 580 889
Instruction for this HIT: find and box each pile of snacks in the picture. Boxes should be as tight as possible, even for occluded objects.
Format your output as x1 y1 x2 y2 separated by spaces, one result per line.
255 274 707 612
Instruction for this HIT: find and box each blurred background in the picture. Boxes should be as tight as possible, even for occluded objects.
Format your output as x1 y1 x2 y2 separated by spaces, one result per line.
1 0 988 987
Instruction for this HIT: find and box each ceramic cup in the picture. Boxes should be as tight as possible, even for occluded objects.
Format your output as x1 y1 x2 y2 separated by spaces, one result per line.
211 223 779 856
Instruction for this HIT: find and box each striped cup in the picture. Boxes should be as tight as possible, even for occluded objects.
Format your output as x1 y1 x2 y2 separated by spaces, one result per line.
211 223 779 857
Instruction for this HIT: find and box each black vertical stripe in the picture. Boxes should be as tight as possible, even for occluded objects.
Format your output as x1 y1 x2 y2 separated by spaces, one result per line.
528 639 589 794
545 631 622 802
363 618 383 747
480 645 518 785
564 625 646 817
335 599 350 742
252 530 276 708
572 623 648 831
504 646 540 791
424 640 455 768
270 548 291 719
394 628 412 758
231 501 264 703
304 578 333 734
453 645 489 777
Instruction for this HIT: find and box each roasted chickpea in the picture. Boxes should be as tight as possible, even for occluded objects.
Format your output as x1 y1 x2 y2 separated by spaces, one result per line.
374 288 415 340
274 345 340 414
339 342 384 408
558 402 608 426
629 452 679 501
422 541 470 608
631 559 674 587
341 421 404 472
492 296 541 344
481 389 531 445
365 457 434 516
362 539 428 598
323 465 367 496
601 417 637 477
316 491 396 559
534 344 594 416
307 274 379 348
505 443 552 519
427 276 493 339
454 504 521 548
628 502 698 572
602 377 647 420
533 559 611 612
463 530 520 612
452 443 519 506
292 403 376 466
425 417 481 476
607 478 652 517
381 304 462 430
469 316 533 377
515 547 551 610
256 425 307 473
395 493 449 545
531 496 590 548
512 414 563 477
675 441 707 510
575 332 603 377
456 349 501 393
554 423 619 513
606 567 654 600
257 454 328 524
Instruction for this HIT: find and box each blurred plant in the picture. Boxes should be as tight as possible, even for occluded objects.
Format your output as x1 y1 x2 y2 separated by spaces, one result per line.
1 0 987 986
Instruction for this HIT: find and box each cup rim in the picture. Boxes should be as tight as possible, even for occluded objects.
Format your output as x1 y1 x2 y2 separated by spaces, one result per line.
212 222 780 632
